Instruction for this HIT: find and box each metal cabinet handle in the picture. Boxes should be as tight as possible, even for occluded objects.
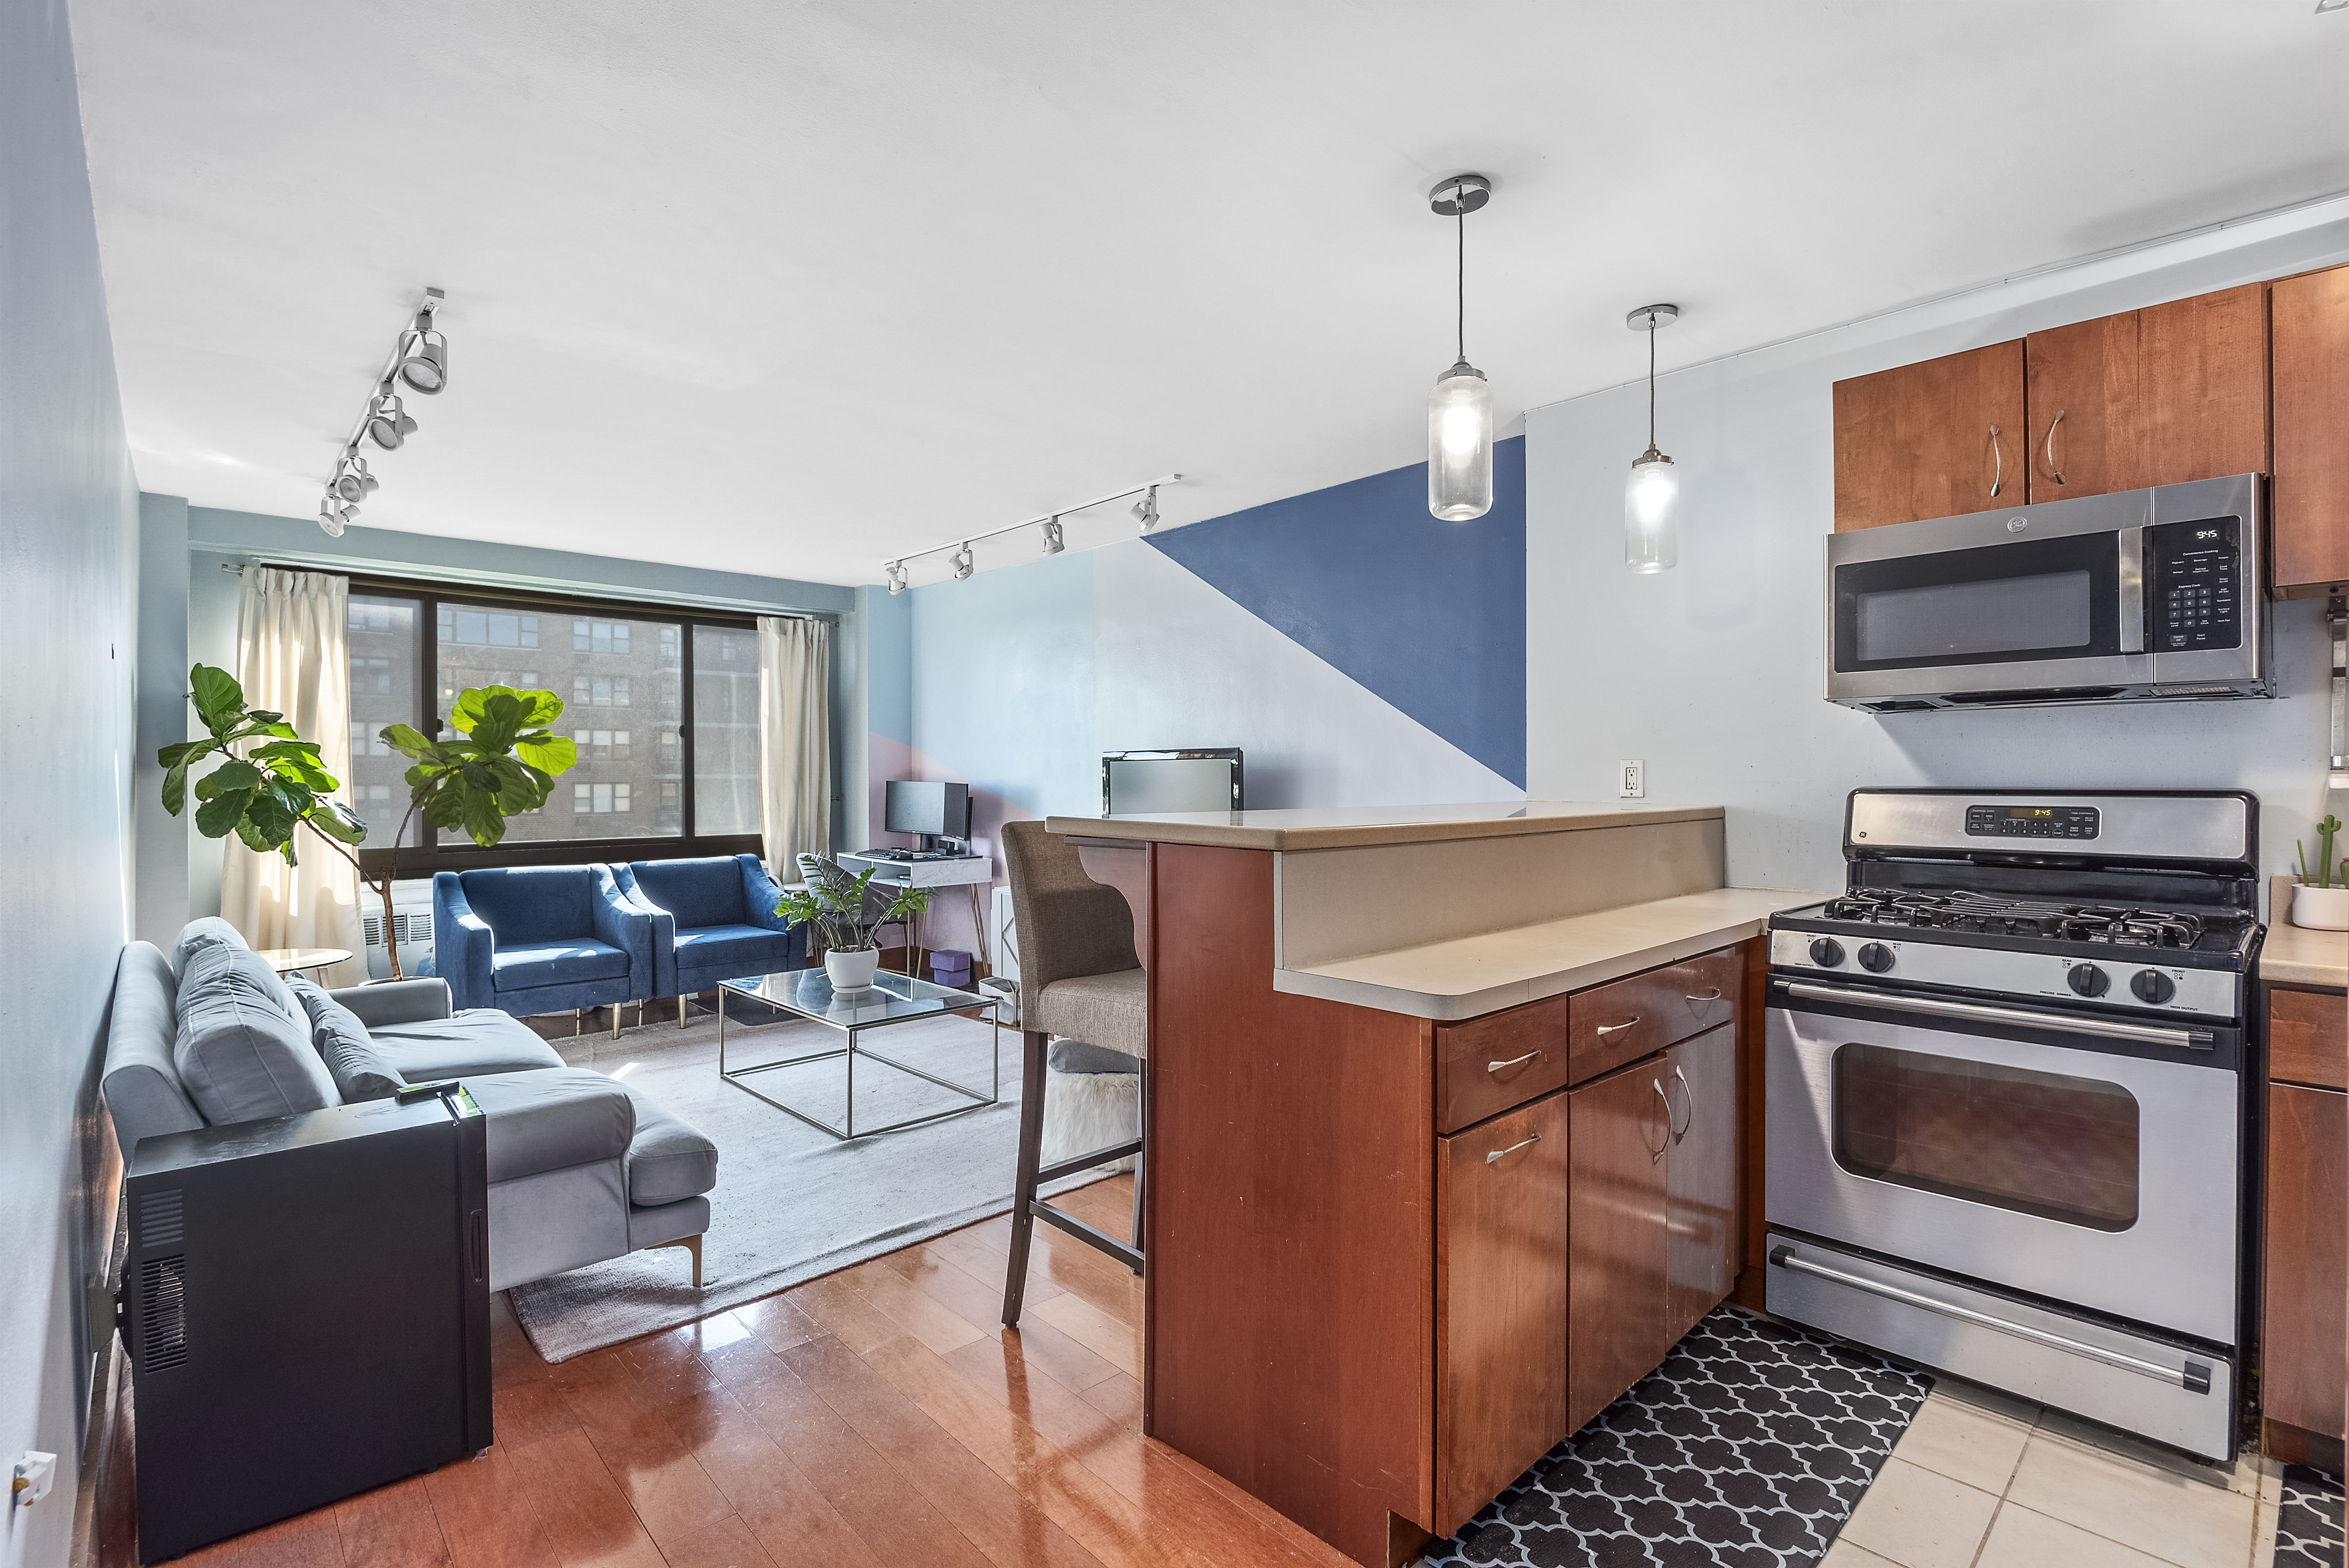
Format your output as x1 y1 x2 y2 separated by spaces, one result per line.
1670 1065 1695 1144
1769 1246 2210 1394
1683 988 1723 1002
1651 1079 1672 1163
1989 424 2004 497
1485 1132 1540 1165
2044 409 2067 485
1594 1016 1641 1036
1486 1049 1543 1073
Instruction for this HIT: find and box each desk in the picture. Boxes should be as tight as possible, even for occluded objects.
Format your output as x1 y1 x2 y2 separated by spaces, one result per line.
837 851 996 972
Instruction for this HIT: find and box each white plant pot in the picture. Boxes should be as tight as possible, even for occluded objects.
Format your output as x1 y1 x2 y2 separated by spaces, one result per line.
825 948 881 990
2293 883 2349 931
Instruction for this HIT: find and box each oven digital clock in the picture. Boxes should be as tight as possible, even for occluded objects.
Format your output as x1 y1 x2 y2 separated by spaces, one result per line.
1964 804 2101 840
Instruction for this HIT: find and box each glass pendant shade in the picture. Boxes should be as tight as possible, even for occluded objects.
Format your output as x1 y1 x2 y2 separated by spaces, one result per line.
1624 450 1679 573
1427 361 1494 521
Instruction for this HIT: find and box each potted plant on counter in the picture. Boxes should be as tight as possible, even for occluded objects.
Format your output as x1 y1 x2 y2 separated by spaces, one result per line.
2293 814 2349 930
778 856 934 991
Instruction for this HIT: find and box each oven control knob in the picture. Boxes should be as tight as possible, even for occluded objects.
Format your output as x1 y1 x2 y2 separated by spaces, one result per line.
2067 962 2111 998
1808 937 1846 967
2130 969 2177 1005
1857 942 1895 973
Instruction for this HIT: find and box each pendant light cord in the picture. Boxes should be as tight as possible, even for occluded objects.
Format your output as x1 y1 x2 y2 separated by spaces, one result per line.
1455 205 1466 364
1647 312 1658 449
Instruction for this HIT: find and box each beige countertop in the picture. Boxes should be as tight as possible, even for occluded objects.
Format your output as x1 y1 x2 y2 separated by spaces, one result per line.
2263 919 2349 990
1274 886 1834 1022
1046 800 1723 852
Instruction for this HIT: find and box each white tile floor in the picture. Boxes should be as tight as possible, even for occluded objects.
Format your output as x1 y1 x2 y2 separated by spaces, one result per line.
1827 1379 2285 1568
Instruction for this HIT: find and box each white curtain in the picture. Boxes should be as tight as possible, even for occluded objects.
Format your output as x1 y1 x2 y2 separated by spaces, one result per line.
220 567 368 988
757 615 832 878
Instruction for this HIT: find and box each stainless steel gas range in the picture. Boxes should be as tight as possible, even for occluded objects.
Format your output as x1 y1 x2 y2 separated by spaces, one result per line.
1764 788 2264 1460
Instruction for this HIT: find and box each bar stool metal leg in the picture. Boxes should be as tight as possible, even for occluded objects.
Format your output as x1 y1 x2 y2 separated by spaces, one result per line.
1002 1028 1051 1326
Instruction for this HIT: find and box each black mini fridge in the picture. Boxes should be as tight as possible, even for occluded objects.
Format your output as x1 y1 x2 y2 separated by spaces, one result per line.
121 1087 493 1562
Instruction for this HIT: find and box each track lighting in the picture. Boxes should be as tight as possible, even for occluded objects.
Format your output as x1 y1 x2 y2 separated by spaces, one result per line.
1041 517 1065 556
1427 174 1495 522
1130 486 1160 534
1624 304 1682 574
878 474 1180 587
364 392 417 450
951 543 975 581
885 560 908 595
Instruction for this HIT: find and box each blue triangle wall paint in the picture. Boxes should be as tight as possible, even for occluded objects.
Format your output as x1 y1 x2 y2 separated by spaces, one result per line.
1144 436 1527 788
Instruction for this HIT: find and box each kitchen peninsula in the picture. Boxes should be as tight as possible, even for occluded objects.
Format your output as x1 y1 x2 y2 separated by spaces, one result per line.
1041 801 1830 1567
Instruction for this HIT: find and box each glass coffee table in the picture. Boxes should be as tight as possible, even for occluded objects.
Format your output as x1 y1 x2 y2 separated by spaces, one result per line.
715 967 1000 1139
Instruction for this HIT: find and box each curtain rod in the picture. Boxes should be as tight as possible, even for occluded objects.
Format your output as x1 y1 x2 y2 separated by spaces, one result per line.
216 558 840 623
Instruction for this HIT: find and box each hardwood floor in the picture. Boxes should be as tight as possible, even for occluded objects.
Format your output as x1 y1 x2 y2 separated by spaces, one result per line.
152 1176 1357 1568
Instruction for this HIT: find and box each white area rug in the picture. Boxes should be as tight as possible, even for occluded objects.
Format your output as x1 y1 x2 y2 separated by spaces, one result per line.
505 1000 1112 1362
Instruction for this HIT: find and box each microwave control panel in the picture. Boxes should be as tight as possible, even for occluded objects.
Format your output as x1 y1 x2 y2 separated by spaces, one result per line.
1964 804 2101 840
2147 516 2242 653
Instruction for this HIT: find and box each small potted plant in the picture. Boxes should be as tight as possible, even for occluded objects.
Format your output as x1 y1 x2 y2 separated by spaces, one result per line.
777 856 934 991
2293 814 2349 930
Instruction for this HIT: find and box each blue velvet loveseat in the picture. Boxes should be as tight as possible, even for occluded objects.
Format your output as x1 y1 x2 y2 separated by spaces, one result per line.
615 854 806 1024
433 865 655 1035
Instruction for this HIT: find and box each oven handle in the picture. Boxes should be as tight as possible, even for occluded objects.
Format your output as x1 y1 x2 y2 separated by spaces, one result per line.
1780 979 2214 1050
1769 1245 2211 1395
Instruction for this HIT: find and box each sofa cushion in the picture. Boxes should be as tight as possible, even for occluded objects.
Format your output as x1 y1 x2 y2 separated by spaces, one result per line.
455 867 599 945
674 923 793 973
627 859 747 932
463 1069 636 1183
169 916 253 981
105 943 206 1151
173 944 342 1124
492 937 629 992
370 1009 569 1079
286 977 408 1103
331 978 452 1030
618 1082 720 1206
1033 967 1147 1058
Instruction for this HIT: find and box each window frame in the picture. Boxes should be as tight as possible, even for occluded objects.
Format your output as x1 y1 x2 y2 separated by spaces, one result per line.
336 572 778 875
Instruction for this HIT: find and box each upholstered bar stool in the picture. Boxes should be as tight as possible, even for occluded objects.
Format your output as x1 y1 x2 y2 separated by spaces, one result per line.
999 821 1147 1326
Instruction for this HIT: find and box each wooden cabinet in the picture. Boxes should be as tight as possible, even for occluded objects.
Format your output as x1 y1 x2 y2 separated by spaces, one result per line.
1434 1090 1571 1537
2024 311 2143 502
1833 341 2024 530
1664 1025 1739 1344
2262 1078 2345 1444
2138 283 2270 489
2271 263 2349 597
2270 985 2348 1092
1566 1058 1673 1434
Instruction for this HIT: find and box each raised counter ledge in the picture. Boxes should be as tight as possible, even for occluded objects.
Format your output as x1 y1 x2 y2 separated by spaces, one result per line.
1275 886 1834 1022
1043 800 1723 852
2262 920 2349 990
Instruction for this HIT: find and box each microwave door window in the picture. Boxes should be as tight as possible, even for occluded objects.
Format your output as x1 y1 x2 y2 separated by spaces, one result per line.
1854 570 2093 664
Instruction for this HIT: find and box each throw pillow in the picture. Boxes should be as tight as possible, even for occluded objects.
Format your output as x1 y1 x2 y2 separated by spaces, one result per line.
168 916 251 980
172 944 341 1123
285 977 409 1103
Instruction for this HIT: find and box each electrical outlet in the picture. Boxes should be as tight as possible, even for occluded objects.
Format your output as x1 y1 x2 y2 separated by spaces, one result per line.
1619 760 1645 799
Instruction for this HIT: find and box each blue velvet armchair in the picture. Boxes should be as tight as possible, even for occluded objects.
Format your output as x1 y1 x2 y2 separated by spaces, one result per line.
432 866 656 1035
615 855 807 1025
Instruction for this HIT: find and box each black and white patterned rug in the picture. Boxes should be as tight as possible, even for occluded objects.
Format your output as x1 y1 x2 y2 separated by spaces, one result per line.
2276 1465 2344 1567
1427 1306 1932 1568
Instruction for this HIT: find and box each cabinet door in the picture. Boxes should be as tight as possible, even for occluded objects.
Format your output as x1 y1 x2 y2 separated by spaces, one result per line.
2263 1081 2346 1440
2271 265 2349 596
2025 311 2143 503
1664 1024 1738 1345
2139 282 2269 489
1566 1058 1672 1435
1833 341 2025 531
1434 1091 1571 1537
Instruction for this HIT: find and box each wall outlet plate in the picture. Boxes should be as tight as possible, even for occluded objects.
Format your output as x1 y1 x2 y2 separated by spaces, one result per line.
1619 760 1645 799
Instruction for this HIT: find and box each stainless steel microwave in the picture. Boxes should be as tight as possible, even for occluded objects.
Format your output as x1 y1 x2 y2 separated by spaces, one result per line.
1824 472 2270 712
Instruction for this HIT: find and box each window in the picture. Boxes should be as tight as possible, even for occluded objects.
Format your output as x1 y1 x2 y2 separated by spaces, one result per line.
329 577 808 871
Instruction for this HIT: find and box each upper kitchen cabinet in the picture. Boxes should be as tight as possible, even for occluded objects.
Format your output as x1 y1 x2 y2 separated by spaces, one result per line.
2024 311 2144 502
2271 264 2349 597
1833 341 2024 530
2136 283 2269 489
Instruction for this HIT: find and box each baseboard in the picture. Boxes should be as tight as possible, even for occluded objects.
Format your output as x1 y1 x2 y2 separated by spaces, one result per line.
2262 1416 2344 1474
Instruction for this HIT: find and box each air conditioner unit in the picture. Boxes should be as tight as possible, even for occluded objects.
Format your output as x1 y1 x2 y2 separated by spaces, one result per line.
362 880 438 980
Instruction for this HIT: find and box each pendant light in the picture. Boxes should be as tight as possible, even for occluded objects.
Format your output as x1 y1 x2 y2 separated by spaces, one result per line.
1624 304 1680 573
1427 174 1494 522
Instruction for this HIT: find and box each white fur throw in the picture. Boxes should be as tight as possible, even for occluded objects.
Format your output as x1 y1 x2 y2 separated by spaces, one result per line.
1041 1065 1139 1174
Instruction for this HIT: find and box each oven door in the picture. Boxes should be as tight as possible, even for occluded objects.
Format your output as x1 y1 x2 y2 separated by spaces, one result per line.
1766 978 2239 1344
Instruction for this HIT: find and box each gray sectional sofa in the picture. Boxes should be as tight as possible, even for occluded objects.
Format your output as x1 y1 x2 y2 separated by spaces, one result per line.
103 918 717 1291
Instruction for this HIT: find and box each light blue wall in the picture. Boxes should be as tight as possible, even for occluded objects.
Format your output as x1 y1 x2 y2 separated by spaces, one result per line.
0 3 143 1563
135 494 190 949
1527 203 2349 897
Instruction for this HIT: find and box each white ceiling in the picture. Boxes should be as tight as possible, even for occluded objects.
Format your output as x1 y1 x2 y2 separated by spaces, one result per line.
72 0 2349 589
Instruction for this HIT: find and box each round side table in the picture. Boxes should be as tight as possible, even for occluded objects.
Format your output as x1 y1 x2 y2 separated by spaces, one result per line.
255 947 355 981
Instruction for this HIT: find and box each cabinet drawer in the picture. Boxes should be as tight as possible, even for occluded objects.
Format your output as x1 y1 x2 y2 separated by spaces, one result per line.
1434 947 1741 1133
2270 987 2348 1091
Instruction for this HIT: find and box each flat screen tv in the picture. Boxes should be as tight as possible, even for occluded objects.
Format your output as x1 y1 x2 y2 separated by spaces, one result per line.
884 780 971 841
1101 749 1244 816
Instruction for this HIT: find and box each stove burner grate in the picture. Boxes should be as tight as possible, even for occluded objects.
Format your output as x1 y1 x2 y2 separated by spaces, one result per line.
1817 890 2251 950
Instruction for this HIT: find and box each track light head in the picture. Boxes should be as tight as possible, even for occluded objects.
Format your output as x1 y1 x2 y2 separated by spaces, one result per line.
1041 517 1065 556
1130 486 1160 534
395 325 448 394
364 392 417 450
332 454 379 504
318 496 353 536
951 543 975 581
885 560 907 595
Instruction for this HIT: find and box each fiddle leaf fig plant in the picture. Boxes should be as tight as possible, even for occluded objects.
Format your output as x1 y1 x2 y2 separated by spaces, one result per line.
161 664 368 863
379 685 578 850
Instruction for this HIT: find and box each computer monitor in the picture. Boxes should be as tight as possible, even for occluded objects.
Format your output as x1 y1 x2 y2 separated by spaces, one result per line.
1101 750 1244 816
884 780 971 845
